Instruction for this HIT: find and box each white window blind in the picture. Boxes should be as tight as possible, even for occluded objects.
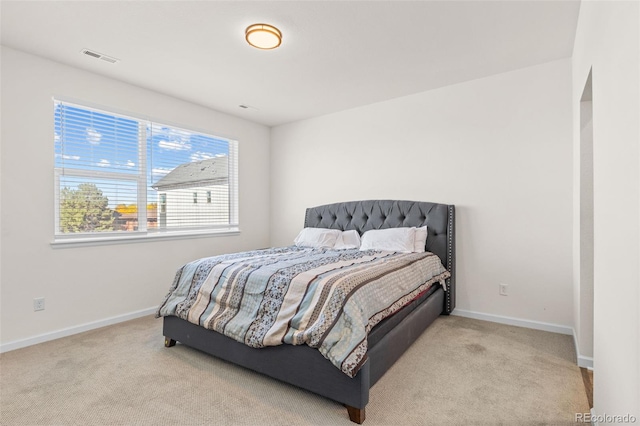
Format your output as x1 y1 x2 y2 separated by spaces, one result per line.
54 100 239 240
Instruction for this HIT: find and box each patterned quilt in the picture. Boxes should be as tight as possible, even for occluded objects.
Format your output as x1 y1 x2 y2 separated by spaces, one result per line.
156 246 450 377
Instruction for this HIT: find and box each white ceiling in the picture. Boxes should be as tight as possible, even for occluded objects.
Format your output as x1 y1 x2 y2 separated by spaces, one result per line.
0 1 580 127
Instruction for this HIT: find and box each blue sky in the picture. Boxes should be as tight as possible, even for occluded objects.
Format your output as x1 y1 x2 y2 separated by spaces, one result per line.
54 102 229 208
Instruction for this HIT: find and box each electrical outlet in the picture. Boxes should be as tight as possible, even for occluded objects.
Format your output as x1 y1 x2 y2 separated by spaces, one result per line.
33 298 45 311
499 284 508 296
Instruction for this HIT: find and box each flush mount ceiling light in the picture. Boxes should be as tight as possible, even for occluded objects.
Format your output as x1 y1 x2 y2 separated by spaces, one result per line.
245 23 282 50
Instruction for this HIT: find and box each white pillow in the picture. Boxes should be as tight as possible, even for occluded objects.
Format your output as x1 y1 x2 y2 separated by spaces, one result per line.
359 227 416 253
333 230 361 250
294 228 341 248
413 226 428 253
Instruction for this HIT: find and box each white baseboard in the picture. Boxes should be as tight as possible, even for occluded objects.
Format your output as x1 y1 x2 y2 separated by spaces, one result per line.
0 307 157 353
577 356 594 369
2 306 595 371
573 329 594 369
451 309 573 335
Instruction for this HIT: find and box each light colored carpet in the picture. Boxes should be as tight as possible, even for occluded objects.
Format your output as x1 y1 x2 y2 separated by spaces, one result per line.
0 315 589 425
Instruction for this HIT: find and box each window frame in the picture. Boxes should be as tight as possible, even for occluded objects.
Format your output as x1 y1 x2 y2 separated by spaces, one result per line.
51 99 240 247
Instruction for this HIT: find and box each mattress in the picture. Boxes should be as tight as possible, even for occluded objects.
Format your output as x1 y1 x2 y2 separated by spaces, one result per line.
157 246 450 377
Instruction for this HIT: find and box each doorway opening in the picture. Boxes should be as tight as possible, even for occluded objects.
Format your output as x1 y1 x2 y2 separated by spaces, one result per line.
578 69 594 407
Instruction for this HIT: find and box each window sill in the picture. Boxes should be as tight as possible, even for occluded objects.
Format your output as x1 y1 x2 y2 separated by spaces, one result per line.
50 228 240 249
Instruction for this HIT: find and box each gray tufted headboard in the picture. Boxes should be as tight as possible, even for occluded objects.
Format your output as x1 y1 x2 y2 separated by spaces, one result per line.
304 200 456 314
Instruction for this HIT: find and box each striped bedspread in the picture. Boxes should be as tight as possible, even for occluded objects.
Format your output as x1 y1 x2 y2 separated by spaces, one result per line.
157 246 450 377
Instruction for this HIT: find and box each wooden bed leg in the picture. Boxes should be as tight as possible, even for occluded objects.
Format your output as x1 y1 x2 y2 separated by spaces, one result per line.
345 405 365 424
164 337 176 347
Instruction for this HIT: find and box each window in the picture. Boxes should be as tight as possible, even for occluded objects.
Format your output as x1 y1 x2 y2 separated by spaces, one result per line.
160 194 167 213
54 100 239 241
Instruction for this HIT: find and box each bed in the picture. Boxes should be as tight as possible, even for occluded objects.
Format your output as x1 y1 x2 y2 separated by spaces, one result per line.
158 199 455 423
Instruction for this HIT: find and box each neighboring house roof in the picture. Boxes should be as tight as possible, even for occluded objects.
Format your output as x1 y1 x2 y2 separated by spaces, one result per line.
152 156 228 191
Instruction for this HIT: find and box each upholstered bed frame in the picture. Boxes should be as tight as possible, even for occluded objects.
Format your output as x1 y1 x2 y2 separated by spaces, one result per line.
162 200 455 423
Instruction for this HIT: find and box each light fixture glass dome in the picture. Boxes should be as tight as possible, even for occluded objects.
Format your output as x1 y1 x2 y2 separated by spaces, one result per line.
245 24 282 50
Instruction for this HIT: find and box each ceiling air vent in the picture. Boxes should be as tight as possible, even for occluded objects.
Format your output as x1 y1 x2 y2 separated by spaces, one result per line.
80 49 119 64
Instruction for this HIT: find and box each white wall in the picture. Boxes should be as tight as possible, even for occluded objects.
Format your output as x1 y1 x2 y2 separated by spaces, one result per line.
572 1 639 419
271 58 574 328
0 47 270 347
